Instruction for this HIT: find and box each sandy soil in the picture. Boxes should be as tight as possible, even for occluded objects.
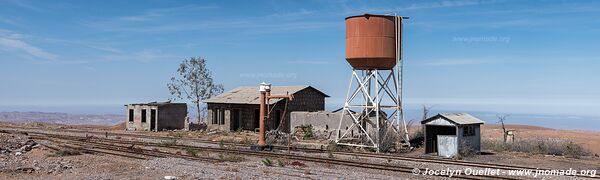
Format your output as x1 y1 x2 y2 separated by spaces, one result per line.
1 122 599 179
482 124 600 155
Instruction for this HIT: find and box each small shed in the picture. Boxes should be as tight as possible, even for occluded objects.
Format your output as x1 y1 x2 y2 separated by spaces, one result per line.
125 101 187 131
421 113 484 158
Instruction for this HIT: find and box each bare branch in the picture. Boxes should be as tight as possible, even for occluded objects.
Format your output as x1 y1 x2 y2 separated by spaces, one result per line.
168 57 224 123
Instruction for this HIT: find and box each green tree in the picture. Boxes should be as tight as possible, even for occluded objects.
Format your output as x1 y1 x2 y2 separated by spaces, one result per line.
168 57 224 123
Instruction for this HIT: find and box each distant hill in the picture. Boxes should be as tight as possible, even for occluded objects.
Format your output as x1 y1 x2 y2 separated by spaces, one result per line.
0 111 124 126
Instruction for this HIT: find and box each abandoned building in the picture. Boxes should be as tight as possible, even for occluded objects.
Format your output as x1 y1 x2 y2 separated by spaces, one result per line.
422 113 484 158
125 101 187 131
204 86 329 132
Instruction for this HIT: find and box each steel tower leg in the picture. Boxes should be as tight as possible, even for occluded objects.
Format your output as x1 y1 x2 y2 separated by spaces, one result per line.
336 67 409 152
336 15 411 152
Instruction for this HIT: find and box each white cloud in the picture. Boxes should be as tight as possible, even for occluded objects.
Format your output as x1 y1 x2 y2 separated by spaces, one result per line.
399 0 490 11
0 32 58 60
287 60 336 65
29 49 181 65
116 5 219 22
0 16 18 25
101 49 180 63
7 0 43 11
84 9 336 34
337 0 497 15
419 59 501 66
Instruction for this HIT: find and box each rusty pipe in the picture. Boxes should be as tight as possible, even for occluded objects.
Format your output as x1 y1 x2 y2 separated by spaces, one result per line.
258 90 267 146
267 94 294 101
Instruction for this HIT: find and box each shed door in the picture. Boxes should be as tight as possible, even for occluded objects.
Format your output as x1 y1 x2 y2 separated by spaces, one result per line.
437 135 457 158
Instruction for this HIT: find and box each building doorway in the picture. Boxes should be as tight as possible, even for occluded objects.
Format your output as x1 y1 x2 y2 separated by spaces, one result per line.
231 109 240 131
425 125 456 154
273 110 281 130
150 109 156 131
254 109 260 131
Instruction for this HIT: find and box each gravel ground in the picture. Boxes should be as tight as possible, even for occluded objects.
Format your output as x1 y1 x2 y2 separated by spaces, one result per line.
1 126 598 179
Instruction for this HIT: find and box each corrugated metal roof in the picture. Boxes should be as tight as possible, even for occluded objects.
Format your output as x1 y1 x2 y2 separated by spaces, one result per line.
422 113 485 125
203 86 328 105
125 100 186 106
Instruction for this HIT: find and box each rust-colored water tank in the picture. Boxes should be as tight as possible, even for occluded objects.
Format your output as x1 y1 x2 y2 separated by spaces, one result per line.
346 14 398 70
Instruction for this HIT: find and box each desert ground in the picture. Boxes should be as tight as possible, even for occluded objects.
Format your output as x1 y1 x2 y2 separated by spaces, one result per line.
482 124 600 155
0 122 598 179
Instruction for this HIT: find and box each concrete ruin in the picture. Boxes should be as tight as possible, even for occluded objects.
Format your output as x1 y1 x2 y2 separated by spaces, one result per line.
422 113 484 158
125 101 187 131
290 111 354 133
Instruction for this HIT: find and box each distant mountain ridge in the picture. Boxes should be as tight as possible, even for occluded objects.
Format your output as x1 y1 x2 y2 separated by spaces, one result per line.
0 111 124 126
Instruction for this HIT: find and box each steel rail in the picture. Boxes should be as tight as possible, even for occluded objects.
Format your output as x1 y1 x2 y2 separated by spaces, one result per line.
6 127 598 179
31 132 516 180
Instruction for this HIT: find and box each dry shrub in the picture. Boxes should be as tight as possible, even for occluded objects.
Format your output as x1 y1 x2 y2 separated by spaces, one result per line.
218 153 245 162
50 148 81 157
379 125 398 153
326 140 339 152
262 158 273 166
225 167 239 172
299 124 314 140
290 161 307 167
185 147 199 157
483 138 591 158
242 136 254 146
409 129 424 148
277 159 286 167
173 132 185 138
160 139 177 147
459 141 475 157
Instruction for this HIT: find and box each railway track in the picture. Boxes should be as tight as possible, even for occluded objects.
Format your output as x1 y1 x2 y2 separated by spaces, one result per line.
34 135 223 162
29 132 519 180
42 140 151 160
5 127 598 179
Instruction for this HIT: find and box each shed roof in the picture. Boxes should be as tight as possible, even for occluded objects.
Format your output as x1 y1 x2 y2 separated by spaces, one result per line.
125 100 186 106
204 86 329 105
421 113 484 125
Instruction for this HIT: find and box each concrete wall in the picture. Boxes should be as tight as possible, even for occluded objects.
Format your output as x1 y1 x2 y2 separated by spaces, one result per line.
290 111 354 132
157 104 187 130
290 111 365 141
126 105 157 131
125 104 187 131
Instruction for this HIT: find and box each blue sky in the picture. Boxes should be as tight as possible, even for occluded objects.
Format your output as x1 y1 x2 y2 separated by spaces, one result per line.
0 0 599 126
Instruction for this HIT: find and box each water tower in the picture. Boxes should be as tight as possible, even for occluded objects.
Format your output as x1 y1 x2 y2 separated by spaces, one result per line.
336 14 410 152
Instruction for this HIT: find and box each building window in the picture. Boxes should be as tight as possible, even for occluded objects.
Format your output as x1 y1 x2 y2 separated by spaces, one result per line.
212 109 218 124
463 126 475 136
219 109 225 125
128 109 134 122
141 109 147 123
